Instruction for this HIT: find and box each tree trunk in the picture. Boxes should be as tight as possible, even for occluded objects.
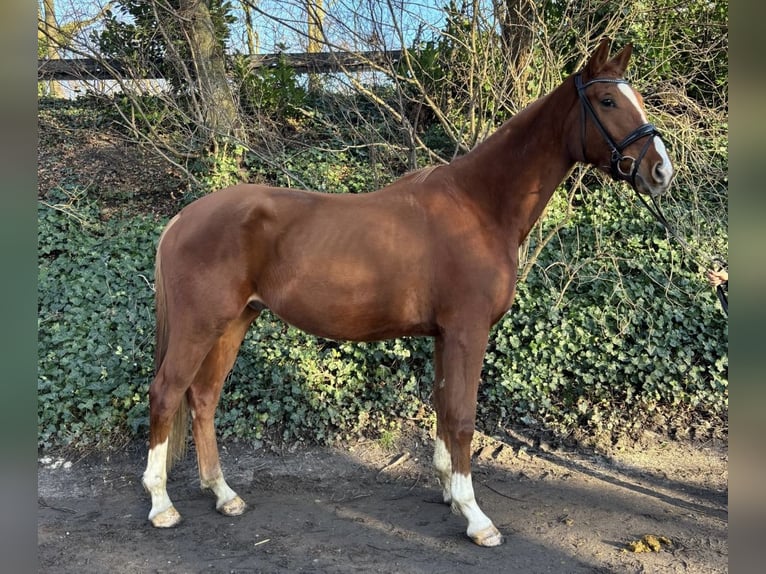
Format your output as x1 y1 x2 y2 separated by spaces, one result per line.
41 0 65 98
499 0 535 102
181 0 241 149
240 0 259 55
306 0 325 93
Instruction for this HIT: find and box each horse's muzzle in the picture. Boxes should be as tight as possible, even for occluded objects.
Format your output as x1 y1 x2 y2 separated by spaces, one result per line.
635 155 673 197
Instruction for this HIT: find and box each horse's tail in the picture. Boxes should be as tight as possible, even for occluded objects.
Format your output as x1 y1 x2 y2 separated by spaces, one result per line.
153 216 188 470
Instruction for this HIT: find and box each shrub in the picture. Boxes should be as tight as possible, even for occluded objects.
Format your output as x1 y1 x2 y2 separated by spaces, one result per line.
249 148 392 195
219 323 434 444
38 181 727 453
234 53 307 120
482 185 728 439
38 187 162 450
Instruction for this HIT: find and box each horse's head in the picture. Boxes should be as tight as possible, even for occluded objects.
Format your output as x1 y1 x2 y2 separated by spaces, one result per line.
574 38 673 197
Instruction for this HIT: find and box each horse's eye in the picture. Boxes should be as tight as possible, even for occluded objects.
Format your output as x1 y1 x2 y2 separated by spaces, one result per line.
600 98 616 108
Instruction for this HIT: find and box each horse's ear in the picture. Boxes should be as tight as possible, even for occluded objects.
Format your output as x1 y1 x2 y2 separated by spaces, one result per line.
610 43 633 76
584 37 612 76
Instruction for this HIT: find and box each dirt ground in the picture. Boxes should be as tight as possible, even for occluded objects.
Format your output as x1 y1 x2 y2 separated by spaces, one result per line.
38 426 727 574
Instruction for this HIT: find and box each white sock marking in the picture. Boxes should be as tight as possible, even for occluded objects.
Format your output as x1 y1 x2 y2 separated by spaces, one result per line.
433 437 452 502
450 472 494 537
201 471 239 508
143 439 174 519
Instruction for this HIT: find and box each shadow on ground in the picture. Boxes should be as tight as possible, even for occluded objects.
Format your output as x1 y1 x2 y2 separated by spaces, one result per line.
38 430 727 574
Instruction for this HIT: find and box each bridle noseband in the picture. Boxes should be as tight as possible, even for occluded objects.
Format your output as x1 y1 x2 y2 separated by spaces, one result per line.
575 73 662 191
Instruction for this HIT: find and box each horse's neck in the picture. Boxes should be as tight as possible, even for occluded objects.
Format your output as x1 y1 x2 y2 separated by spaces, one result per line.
449 83 577 244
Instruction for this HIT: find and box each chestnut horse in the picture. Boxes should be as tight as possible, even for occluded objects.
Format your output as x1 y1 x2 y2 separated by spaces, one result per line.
142 39 673 546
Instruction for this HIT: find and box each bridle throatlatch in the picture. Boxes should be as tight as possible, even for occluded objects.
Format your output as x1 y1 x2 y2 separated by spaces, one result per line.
575 73 663 192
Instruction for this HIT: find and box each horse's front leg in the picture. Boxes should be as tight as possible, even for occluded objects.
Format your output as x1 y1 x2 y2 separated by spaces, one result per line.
433 327 503 547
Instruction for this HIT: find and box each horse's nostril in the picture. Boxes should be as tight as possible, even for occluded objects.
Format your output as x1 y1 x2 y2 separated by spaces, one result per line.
653 161 670 184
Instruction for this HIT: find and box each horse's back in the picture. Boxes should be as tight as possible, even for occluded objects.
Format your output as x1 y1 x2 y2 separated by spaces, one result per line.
160 175 516 340
160 183 440 340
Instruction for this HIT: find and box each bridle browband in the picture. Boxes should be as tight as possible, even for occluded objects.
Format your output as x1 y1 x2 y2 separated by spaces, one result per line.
575 72 662 192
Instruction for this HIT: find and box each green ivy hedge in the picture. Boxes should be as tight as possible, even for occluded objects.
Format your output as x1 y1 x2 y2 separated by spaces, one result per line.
38 188 162 449
481 187 728 438
37 184 727 452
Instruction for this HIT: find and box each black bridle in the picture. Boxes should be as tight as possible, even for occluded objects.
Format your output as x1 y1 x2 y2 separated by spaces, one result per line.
575 73 662 192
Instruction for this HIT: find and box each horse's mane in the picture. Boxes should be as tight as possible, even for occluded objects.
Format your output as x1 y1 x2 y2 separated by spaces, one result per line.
401 165 439 184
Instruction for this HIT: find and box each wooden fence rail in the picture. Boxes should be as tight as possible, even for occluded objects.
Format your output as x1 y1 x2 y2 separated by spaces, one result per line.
38 50 404 81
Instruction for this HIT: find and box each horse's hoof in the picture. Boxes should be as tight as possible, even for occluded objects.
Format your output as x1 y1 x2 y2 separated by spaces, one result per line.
469 525 504 547
150 505 182 528
217 495 246 517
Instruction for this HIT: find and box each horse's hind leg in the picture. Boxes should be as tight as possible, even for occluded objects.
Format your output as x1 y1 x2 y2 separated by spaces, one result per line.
188 313 255 516
143 337 217 528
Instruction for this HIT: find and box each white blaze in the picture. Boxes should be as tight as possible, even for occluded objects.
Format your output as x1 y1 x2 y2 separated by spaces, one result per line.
652 136 673 175
617 83 647 122
617 82 673 180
